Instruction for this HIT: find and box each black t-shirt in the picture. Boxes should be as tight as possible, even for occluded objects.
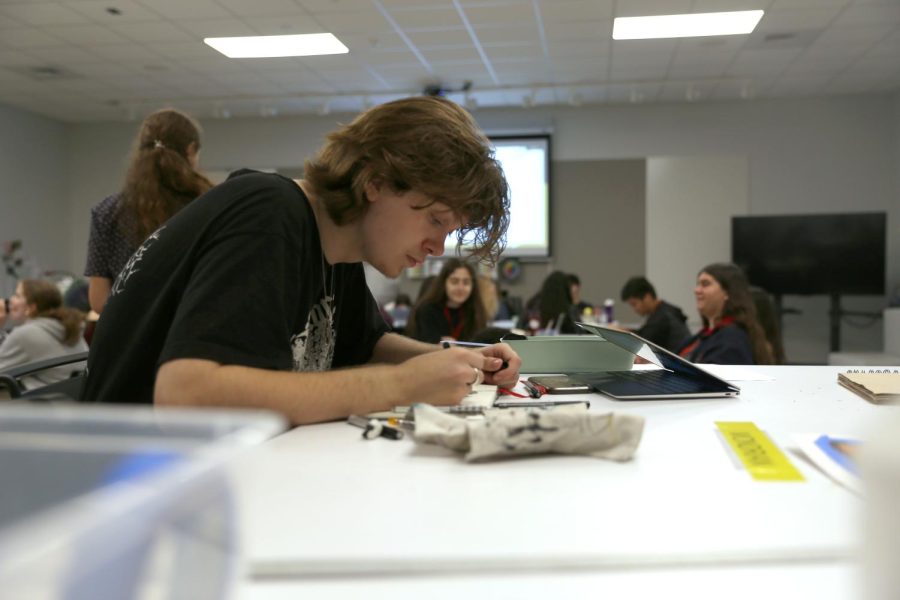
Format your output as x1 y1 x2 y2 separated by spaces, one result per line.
81 170 388 404
636 300 690 352
410 302 460 343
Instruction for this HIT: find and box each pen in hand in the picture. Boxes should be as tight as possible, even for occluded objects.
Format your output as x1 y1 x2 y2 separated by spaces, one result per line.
441 340 509 372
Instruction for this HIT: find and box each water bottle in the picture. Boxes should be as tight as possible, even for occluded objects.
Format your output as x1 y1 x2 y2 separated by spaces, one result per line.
601 298 614 325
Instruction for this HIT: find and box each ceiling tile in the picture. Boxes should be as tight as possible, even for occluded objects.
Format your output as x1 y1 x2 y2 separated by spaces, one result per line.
136 0 232 20
755 8 843 33
472 24 537 45
22 44 99 64
537 0 614 23
339 32 408 52
691 0 769 10
86 43 164 62
67 1 161 23
614 0 692 18
406 27 472 46
313 10 393 34
242 15 325 35
107 21 196 43
1 27 66 48
41 24 131 45
543 20 611 42
296 0 373 13
420 46 482 62
216 0 309 17
834 3 900 27
668 62 729 79
484 43 545 61
0 3 89 26
152 41 223 60
546 39 610 59
388 7 461 30
770 0 850 8
176 18 258 38
0 48 35 66
461 4 533 27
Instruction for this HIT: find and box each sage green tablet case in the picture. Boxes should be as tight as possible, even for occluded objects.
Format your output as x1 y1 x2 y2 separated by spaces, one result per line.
505 335 635 374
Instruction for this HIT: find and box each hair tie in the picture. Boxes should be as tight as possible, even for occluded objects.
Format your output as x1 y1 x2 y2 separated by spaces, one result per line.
153 139 165 149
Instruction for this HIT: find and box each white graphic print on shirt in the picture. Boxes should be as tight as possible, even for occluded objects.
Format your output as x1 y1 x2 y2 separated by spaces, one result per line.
291 292 335 372
111 226 165 297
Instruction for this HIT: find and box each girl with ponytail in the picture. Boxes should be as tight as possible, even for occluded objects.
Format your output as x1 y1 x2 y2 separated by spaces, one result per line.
84 109 213 313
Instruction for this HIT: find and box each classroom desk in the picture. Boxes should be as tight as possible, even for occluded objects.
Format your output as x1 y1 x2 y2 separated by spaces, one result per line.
231 366 894 599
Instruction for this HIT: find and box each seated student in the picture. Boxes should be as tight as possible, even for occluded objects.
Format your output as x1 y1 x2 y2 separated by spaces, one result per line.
80 97 521 424
677 263 773 365
619 276 690 352
567 273 593 317
407 258 487 343
529 270 579 334
0 279 88 387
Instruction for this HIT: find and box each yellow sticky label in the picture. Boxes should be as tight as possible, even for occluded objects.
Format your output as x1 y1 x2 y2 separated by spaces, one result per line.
716 421 804 482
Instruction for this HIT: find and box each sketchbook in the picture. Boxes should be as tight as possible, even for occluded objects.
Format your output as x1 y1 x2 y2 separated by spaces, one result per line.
837 370 900 404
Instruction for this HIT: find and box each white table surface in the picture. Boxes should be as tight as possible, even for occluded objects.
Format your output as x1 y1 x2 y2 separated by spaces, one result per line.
230 366 896 598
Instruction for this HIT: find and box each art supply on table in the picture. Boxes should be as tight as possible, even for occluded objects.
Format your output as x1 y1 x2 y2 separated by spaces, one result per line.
347 415 404 440
716 421 803 482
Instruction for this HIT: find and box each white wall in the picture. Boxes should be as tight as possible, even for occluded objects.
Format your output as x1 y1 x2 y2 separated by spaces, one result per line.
647 156 749 325
0 103 68 296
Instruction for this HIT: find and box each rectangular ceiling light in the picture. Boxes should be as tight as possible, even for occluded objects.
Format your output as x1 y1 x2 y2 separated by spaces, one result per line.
613 10 764 40
204 33 348 58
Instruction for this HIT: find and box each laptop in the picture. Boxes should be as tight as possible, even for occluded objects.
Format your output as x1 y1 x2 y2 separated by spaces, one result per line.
570 322 740 400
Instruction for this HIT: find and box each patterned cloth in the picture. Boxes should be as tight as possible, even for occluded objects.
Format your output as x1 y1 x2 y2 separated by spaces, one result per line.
413 403 645 462
84 194 140 280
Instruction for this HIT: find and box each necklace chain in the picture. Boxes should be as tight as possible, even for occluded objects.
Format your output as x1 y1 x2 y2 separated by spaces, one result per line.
321 254 335 300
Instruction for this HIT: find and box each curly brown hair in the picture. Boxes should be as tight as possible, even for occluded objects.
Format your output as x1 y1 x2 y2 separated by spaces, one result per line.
303 97 510 264
20 279 84 346
119 108 214 243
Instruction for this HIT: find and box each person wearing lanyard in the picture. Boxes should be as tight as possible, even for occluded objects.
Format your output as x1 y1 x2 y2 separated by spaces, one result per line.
407 258 487 343
677 262 774 365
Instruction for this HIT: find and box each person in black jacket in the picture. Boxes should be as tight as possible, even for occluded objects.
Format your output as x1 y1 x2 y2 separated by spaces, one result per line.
620 276 690 352
676 263 774 365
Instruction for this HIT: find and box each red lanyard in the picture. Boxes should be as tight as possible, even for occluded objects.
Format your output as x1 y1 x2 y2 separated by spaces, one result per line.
443 306 465 340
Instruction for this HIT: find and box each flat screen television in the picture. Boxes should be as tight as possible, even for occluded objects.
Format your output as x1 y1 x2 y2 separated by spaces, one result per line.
445 134 551 258
731 212 886 296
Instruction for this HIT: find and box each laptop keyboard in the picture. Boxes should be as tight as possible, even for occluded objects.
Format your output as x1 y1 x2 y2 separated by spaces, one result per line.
606 369 701 394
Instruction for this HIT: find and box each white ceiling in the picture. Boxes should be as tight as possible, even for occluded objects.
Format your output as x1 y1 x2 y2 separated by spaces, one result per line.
0 0 898 122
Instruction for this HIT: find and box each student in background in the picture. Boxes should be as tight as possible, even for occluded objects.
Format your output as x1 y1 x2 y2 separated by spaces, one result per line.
525 270 578 334
0 279 87 386
619 276 690 352
677 263 773 365
84 108 213 314
567 273 593 317
407 258 487 343
82 97 520 424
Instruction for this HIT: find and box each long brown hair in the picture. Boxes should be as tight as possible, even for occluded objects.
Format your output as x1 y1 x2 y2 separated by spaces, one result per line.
21 279 84 346
119 108 214 243
407 259 487 341
700 263 774 365
303 97 510 264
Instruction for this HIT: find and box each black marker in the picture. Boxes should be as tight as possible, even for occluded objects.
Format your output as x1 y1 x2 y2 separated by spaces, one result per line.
441 340 509 372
